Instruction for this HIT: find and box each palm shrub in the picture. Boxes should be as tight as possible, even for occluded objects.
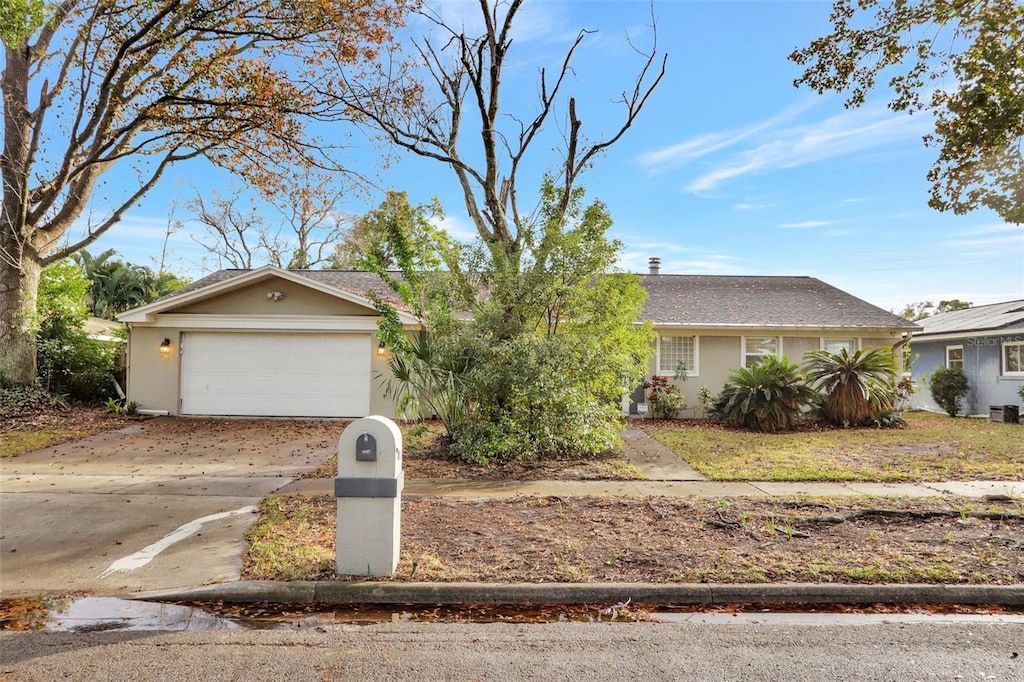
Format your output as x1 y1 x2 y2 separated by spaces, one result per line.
710 355 818 432
928 366 970 417
803 347 898 427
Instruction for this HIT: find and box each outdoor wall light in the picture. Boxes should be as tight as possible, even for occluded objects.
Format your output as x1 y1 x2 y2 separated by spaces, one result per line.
376 341 387 357
159 338 172 355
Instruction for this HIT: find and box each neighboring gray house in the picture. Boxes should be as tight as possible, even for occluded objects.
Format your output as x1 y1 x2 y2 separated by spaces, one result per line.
118 263 918 419
909 300 1024 416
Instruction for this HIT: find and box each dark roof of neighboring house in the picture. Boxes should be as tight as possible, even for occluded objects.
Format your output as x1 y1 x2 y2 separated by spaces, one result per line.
638 274 917 329
163 269 916 330
913 299 1024 336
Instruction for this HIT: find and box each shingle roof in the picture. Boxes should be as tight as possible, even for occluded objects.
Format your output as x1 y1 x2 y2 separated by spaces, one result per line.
914 299 1024 336
163 269 916 330
639 274 918 329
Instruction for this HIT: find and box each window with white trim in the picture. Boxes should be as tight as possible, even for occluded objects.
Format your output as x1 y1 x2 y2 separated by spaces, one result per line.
1004 341 1024 375
659 335 697 376
823 338 857 355
945 345 964 369
743 336 778 367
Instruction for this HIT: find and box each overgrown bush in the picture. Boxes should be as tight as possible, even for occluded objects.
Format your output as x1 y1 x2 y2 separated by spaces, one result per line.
928 366 970 417
644 375 684 419
803 347 898 427
36 260 119 402
710 355 818 432
371 180 652 464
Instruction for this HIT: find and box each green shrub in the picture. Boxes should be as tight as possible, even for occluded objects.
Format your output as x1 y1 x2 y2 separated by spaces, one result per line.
710 355 818 432
36 260 119 403
928 366 970 417
644 374 684 419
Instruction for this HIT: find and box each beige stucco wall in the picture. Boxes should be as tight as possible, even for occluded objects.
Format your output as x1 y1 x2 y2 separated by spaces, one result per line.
645 329 906 417
125 326 182 413
175 278 376 316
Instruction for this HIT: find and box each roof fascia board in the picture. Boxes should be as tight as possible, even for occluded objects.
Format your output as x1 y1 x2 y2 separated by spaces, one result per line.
646 323 913 335
118 266 419 326
127 314 384 332
912 327 1024 343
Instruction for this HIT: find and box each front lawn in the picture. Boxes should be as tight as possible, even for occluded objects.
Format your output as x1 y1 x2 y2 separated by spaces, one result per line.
644 412 1024 482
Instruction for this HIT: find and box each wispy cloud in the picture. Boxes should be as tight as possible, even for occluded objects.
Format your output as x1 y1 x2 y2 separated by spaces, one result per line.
939 232 1024 249
733 202 773 211
959 223 1022 237
684 104 932 193
777 220 836 229
635 100 816 174
430 212 479 241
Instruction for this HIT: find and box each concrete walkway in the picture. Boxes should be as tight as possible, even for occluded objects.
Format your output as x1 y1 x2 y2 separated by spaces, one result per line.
619 428 707 480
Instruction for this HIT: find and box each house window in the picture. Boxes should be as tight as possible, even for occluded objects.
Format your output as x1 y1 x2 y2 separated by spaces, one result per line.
1004 341 1024 375
659 335 697 376
743 336 778 367
945 345 964 370
823 338 857 355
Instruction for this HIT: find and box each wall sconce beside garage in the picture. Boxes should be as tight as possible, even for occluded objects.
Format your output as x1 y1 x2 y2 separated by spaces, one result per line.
159 338 172 356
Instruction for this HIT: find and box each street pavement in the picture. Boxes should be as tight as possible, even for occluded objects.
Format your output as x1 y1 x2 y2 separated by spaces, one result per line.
2 621 1023 681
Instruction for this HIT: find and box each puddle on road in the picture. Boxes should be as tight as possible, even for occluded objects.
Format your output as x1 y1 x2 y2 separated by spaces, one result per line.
2 598 1023 632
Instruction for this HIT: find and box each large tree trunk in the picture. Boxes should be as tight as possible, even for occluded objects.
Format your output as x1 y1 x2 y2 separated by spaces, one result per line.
0 256 41 385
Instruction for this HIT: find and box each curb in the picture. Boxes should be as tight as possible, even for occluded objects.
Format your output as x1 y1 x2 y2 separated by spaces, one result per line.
135 581 1024 607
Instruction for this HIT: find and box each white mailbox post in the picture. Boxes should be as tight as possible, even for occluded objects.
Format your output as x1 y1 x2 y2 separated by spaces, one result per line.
335 416 403 577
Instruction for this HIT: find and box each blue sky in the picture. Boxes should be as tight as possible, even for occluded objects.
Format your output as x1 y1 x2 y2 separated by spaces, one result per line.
77 0 1024 311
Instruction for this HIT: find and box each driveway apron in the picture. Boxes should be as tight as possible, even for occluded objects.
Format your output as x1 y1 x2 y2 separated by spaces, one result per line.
0 418 339 598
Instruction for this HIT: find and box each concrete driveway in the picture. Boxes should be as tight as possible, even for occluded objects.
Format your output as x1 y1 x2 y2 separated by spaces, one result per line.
0 418 341 598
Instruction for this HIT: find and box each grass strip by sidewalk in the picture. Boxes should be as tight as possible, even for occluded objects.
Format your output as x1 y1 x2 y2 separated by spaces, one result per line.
644 413 1024 482
244 494 1024 585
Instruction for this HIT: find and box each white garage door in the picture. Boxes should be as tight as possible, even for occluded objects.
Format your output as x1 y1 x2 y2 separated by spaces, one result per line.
180 332 371 417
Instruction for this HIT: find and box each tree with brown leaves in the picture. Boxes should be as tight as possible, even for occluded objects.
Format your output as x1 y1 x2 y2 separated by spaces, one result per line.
1 0 412 384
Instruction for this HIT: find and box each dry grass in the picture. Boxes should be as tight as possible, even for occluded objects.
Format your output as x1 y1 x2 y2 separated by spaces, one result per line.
644 412 1024 482
242 494 1024 584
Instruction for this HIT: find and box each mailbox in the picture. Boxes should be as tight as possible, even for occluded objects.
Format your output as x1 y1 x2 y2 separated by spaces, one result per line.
335 416 403 577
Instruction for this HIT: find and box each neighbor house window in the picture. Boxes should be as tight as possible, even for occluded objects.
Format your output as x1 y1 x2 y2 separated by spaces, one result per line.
659 335 697 376
823 338 857 355
1004 341 1024 375
946 345 964 369
743 336 778 367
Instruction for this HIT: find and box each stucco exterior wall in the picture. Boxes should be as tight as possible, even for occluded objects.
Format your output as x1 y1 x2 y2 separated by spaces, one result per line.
910 335 1024 415
125 326 181 413
640 329 907 418
174 279 376 316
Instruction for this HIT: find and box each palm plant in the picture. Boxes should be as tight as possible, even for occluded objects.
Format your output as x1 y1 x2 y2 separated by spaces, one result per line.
803 347 898 426
710 355 818 432
381 332 473 437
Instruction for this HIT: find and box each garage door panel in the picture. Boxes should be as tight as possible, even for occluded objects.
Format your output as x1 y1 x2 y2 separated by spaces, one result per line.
180 333 370 417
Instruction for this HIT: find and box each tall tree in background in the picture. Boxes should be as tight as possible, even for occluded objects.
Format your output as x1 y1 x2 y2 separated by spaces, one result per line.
897 299 973 321
791 0 1024 224
188 171 348 271
327 190 441 270
1 0 411 384
339 0 666 268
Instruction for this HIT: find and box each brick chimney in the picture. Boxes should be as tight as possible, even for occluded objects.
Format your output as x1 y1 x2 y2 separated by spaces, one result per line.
648 257 661 275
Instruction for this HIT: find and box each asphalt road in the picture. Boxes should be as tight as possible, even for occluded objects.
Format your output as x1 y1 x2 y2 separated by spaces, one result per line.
2 621 1022 681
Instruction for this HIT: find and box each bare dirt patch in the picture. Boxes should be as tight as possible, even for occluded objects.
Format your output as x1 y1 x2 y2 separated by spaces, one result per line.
243 494 1024 585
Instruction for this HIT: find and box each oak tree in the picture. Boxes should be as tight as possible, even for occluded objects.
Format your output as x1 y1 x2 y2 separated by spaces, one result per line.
1 0 411 383
791 0 1024 224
